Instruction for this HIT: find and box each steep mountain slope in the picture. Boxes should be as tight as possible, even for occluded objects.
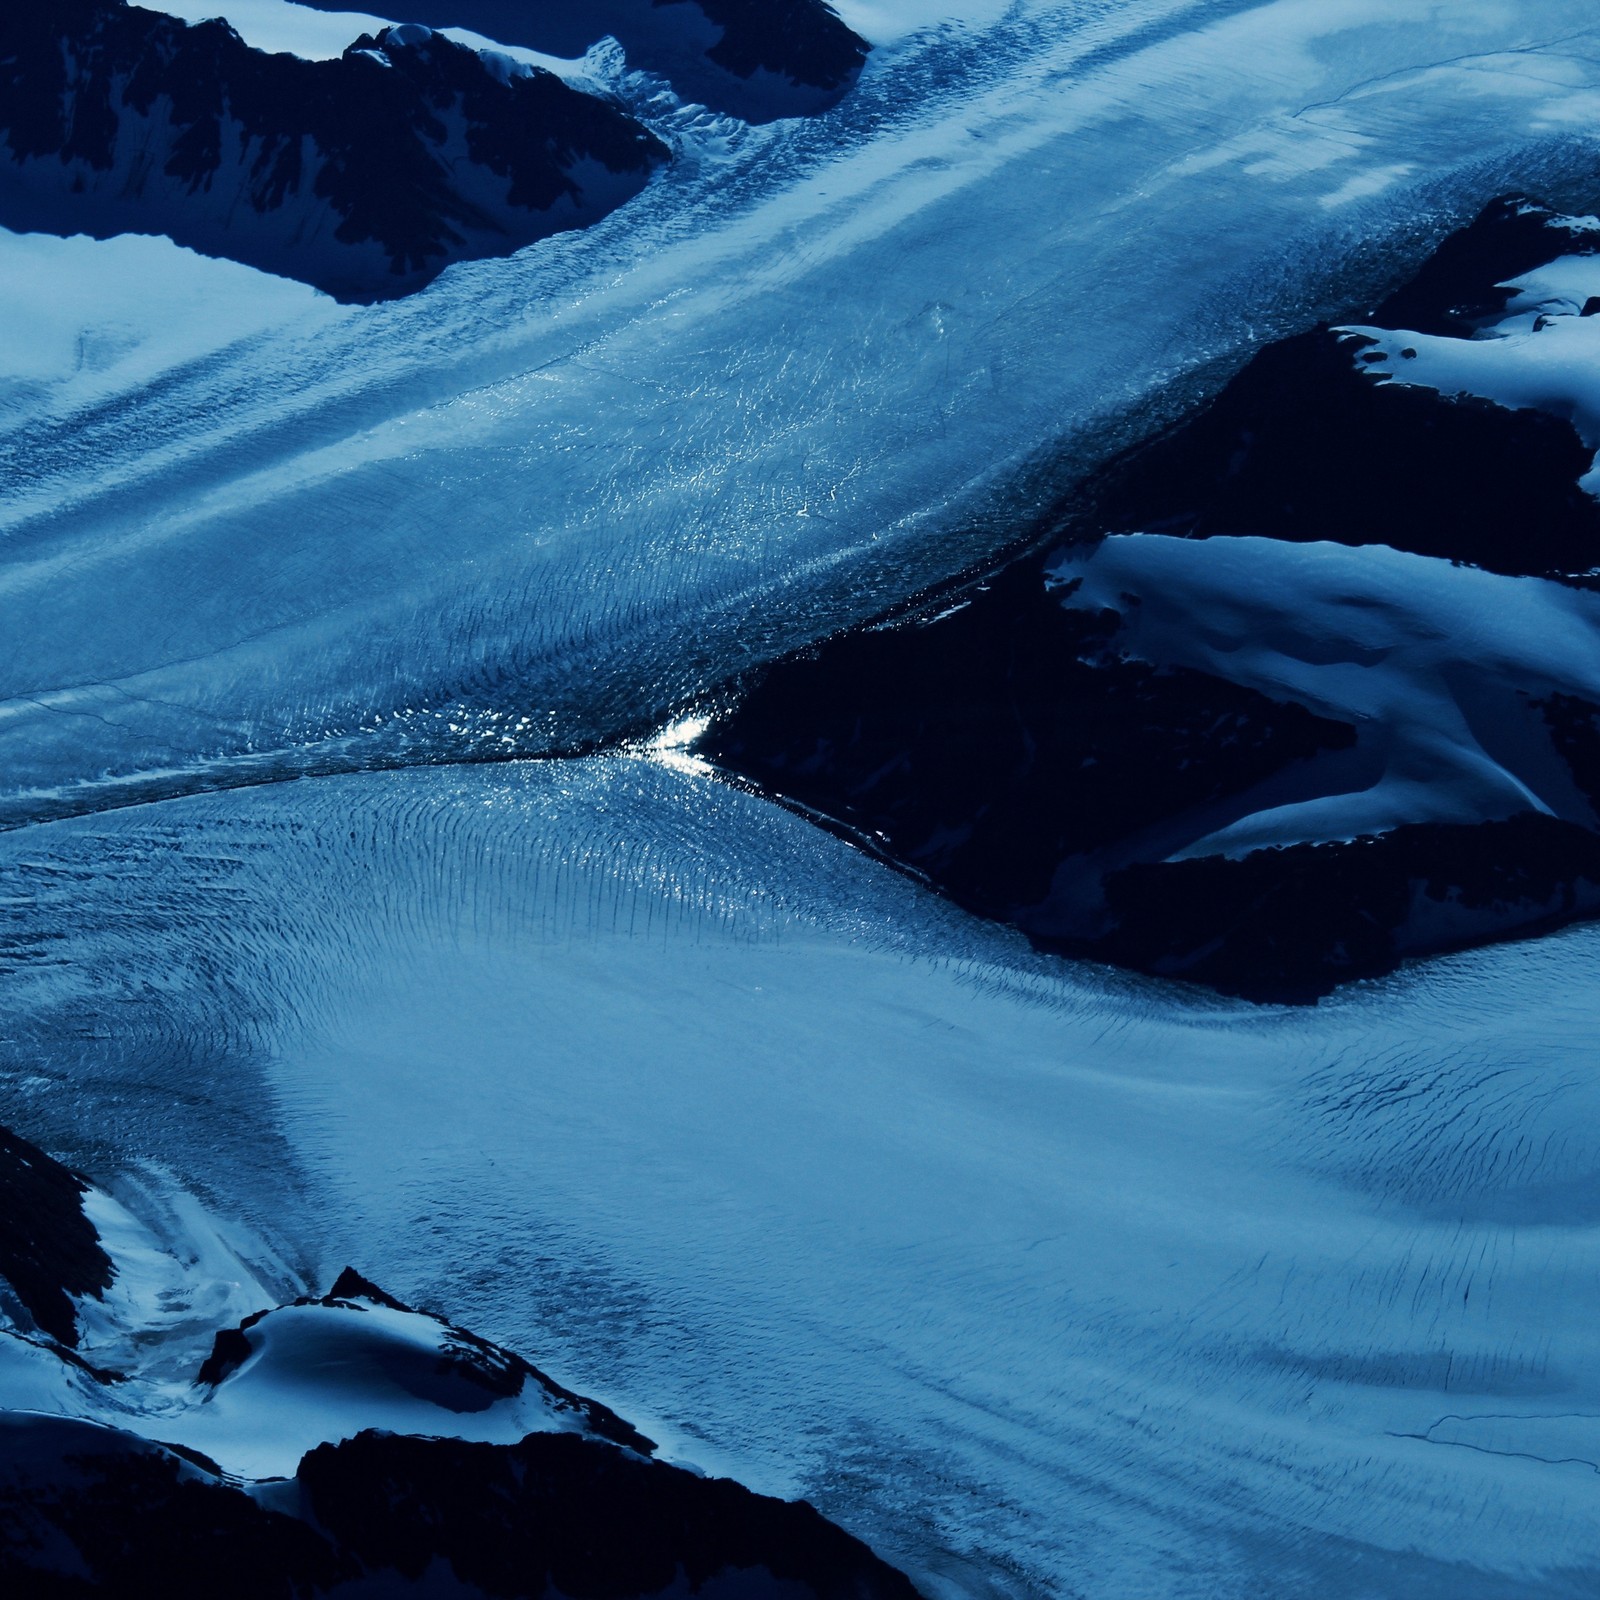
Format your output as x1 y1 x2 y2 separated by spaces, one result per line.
698 198 1600 998
0 1125 919 1598
0 3 668 298
296 0 872 121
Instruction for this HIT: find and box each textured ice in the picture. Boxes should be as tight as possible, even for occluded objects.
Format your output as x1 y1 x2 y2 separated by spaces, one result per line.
5 760 1600 1595
10 3 1600 1596
1047 532 1600 855
7 3 1600 821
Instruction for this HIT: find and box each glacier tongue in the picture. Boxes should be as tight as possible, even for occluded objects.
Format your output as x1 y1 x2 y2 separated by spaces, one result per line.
6 759 1600 1595
12 4 1600 1595
6 2 1600 819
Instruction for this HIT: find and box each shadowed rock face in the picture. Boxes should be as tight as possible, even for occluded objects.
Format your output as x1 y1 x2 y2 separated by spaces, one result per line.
1070 197 1600 585
0 2 668 299
0 1137 918 1600
296 0 871 122
696 196 1600 1001
0 1414 924 1599
698 554 1358 921
0 1124 111 1349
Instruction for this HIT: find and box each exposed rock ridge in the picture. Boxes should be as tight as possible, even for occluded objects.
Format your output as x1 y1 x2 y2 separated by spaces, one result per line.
0 1413 925 1598
197 1265 656 1455
0 1123 112 1349
0 2 669 298
296 0 871 122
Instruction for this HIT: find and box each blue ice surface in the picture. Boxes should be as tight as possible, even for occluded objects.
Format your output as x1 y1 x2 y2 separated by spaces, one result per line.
6 1 1600 1595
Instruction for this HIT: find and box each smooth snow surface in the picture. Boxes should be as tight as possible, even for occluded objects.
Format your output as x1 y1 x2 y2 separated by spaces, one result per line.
1046 534 1600 856
158 0 401 57
1349 251 1600 498
176 1298 598 1478
7 3 1600 821
6 761 1600 1597
0 231 343 416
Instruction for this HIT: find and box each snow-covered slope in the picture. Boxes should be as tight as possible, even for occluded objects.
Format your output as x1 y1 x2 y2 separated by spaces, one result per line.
184 1268 654 1475
698 195 1600 996
0 3 667 299
0 1129 913 1596
1076 199 1600 581
295 0 871 121
703 535 1600 996
7 762 1600 1594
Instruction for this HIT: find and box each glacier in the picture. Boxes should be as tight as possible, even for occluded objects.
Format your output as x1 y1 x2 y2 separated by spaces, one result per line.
7 759 1600 1595
8 1 1600 817
8 0 1600 1595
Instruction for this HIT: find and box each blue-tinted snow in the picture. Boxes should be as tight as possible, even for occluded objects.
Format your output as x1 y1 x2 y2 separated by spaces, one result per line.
6 3 1600 820
1047 533 1600 854
1350 250 1600 496
156 0 612 82
9 3 1600 1595
157 0 403 58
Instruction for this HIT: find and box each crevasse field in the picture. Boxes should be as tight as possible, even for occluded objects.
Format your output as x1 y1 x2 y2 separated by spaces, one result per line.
7 2 1600 1595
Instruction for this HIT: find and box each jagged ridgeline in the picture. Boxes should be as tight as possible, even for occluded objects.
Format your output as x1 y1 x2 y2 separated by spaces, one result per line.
294 0 872 122
697 198 1600 1001
0 1122 923 1599
0 2 670 299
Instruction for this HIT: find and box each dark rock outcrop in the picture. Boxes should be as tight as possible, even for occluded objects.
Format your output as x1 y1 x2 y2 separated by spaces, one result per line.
1096 813 1600 1002
1371 193 1600 338
694 195 1600 1000
0 1124 111 1349
197 1266 656 1454
1069 198 1600 583
0 1412 923 1599
698 554 1356 920
297 0 871 122
0 2 669 299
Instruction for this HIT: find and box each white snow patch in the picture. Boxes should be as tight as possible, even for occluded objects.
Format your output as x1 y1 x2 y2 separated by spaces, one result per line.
75 1175 289 1383
1319 162 1415 209
157 0 598 80
0 230 343 423
1345 237 1600 494
1046 533 1600 855
159 0 396 59
171 1297 594 1478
